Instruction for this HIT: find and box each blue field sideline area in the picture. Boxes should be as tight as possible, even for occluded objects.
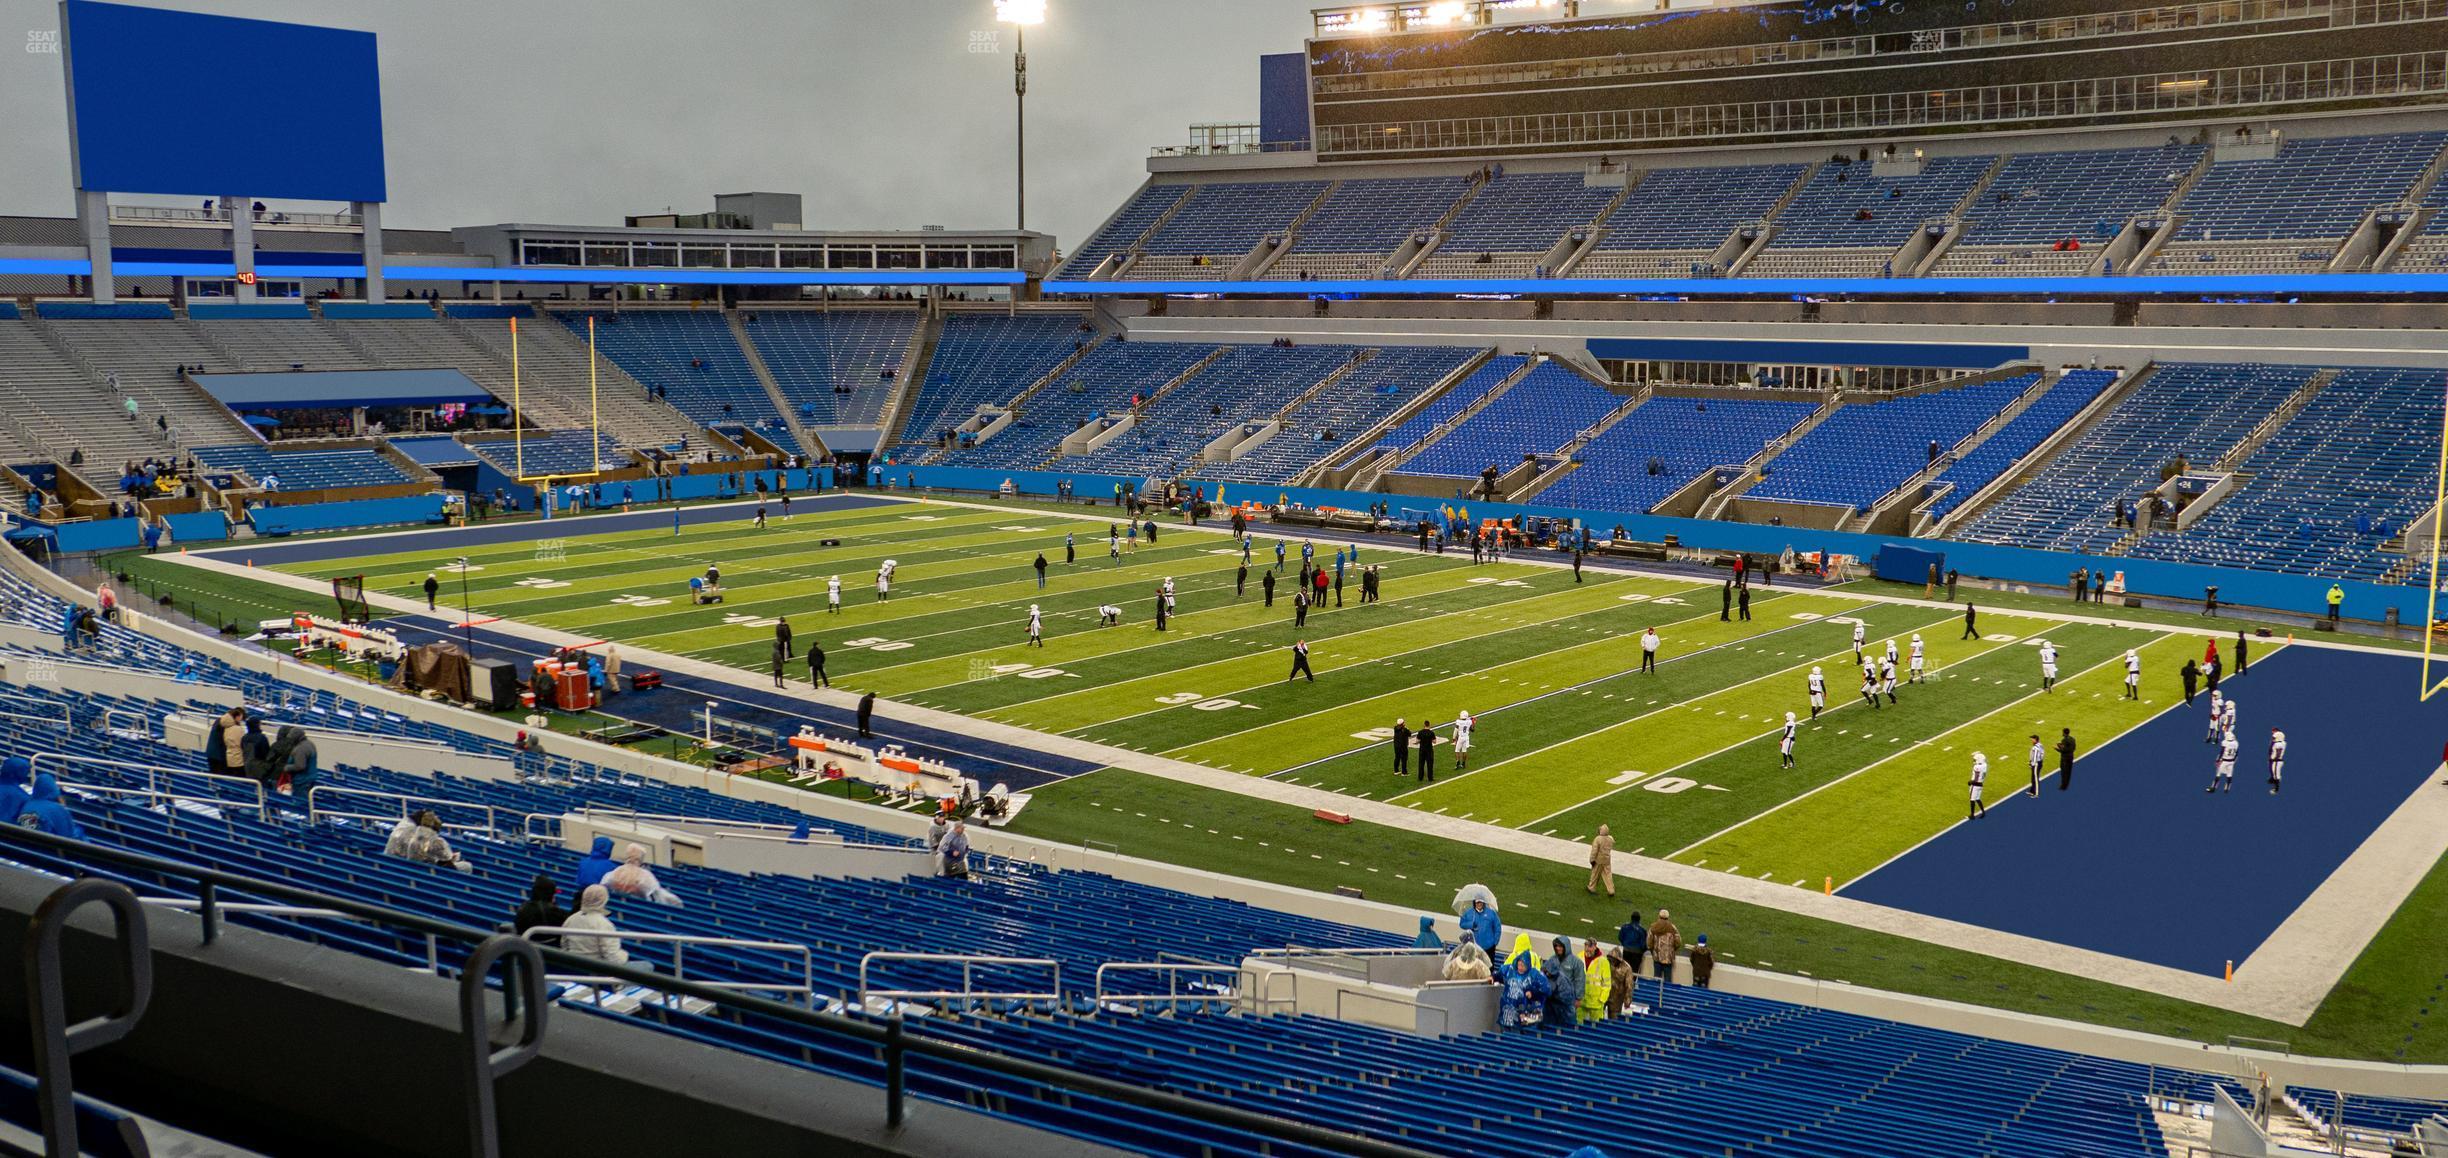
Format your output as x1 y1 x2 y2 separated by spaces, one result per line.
1846 645 2448 975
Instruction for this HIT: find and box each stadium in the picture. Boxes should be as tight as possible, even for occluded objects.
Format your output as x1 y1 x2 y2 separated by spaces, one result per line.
0 0 2445 1154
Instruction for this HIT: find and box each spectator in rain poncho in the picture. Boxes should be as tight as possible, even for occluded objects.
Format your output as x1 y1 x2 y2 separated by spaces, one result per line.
384 810 469 872
1578 940 1612 1023
16 774 82 840
562 885 629 967
1442 937 1492 982
1544 936 1586 1026
939 820 972 880
0 757 32 828
1411 916 1444 950
266 725 317 798
1458 896 1501 956
571 835 618 896
604 843 685 908
1498 942 1550 1029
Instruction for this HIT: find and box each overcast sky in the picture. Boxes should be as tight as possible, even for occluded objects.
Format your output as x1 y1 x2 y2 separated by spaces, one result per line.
0 0 1320 252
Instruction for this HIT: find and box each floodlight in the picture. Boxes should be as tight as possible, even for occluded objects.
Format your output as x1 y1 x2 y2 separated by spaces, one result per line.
995 0 1046 25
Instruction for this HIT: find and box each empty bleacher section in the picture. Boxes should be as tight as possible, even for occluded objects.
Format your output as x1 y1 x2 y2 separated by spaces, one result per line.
1201 346 1483 485
1573 163 1807 278
1127 180 1330 281
2392 165 2448 270
2285 1087 2448 1140
1957 363 2310 555
1921 369 2119 520
1055 345 1357 478
431 310 695 446
192 443 413 491
1929 144 2202 276
1539 393 1818 514
893 312 1091 452
1415 171 1620 279
37 318 257 449
1740 154 1995 279
738 309 915 427
1402 362 1621 478
1053 183 1189 278
2154 131 2448 273
1266 176 1469 280
0 320 136 477
941 342 1218 470
1746 373 2034 511
1066 131 2448 282
556 309 782 431
2125 367 2443 581
189 317 367 371
1358 354 1526 466
466 430 619 478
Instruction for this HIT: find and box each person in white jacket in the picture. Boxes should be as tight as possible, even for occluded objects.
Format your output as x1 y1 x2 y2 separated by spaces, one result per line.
603 843 684 908
562 885 630 967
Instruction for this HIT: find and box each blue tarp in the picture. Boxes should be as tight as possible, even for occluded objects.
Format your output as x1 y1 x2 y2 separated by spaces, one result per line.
192 369 492 409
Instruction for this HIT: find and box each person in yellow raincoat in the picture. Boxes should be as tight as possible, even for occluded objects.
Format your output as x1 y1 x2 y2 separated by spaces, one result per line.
1578 939 1612 1023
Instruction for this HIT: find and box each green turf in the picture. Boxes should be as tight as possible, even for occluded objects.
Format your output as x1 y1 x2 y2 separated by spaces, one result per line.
107 497 2448 1061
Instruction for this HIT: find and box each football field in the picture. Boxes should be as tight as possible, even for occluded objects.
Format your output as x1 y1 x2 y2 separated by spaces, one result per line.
228 491 2421 926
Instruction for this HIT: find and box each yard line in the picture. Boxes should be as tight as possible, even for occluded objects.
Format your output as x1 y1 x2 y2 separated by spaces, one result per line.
1382 603 1959 802
1659 633 2156 861
1064 580 1685 736
892 567 1621 703
1498 619 2048 833
1240 595 1788 780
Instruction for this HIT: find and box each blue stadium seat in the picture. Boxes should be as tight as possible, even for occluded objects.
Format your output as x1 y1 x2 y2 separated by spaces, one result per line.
1402 363 1623 478
557 310 781 430
1746 374 2035 511
192 444 412 491
895 313 1091 453
1959 364 2311 555
1540 394 1818 514
740 310 915 427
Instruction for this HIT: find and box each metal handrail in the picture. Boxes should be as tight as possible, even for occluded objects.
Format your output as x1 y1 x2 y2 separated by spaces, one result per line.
36 759 270 821
858 951 1061 1008
1092 962 1243 1007
1334 987 1454 1035
1249 944 1443 980
521 926 818 1008
306 784 511 834
0 824 1439 1157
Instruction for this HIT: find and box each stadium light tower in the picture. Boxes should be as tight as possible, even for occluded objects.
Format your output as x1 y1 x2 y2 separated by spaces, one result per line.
994 0 1045 231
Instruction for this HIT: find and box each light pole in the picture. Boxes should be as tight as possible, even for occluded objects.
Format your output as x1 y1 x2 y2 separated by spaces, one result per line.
994 0 1044 232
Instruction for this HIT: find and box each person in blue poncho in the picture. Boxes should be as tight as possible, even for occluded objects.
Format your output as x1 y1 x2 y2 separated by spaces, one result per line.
572 835 618 895
1544 936 1586 1027
1498 938 1550 1030
1411 916 1443 950
0 758 31 830
1458 896 1501 956
17 774 81 840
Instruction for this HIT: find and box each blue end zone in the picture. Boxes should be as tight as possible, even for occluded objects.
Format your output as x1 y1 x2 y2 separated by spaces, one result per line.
1844 645 2448 975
